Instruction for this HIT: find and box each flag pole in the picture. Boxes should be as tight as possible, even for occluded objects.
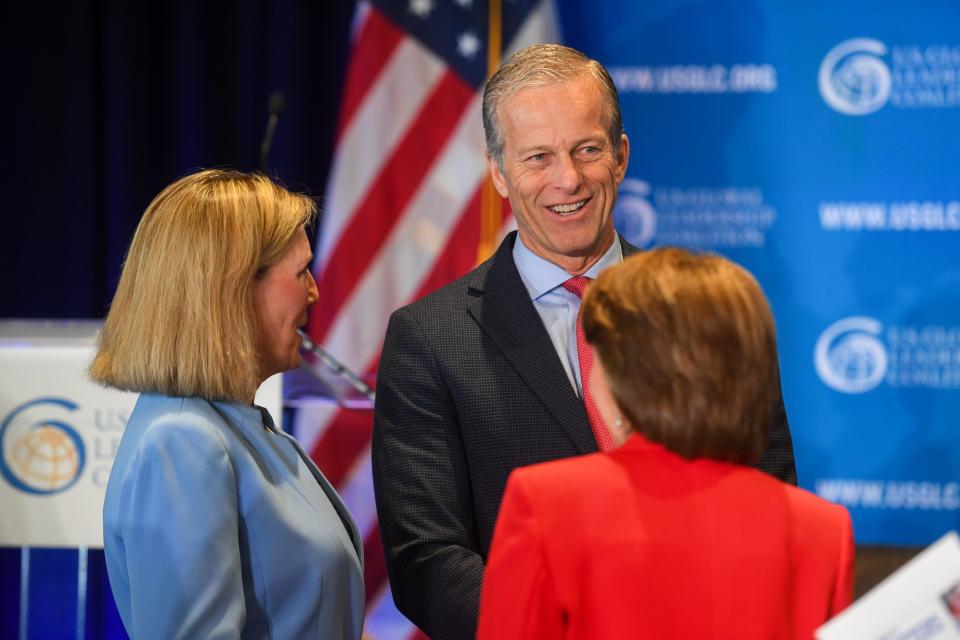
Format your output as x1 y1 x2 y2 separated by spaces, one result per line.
477 0 503 264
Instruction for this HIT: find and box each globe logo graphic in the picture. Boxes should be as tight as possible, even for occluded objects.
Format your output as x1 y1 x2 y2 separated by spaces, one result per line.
814 317 888 393
10 426 81 491
819 38 891 116
614 178 657 249
0 398 86 495
826 335 885 386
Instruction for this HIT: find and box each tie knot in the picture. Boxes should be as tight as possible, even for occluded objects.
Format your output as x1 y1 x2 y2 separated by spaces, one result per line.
561 276 592 299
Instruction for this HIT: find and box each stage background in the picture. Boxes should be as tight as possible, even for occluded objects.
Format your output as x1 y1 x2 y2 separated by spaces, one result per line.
561 0 960 547
2 1 957 638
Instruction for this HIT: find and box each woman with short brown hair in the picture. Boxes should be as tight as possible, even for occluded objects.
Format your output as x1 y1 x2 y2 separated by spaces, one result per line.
479 247 853 639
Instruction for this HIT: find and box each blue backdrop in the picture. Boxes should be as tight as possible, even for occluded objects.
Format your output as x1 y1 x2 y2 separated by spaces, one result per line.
559 0 960 546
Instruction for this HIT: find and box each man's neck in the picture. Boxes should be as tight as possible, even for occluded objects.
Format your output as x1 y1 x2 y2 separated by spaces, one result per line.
520 232 617 277
556 235 617 276
512 231 623 300
559 252 606 276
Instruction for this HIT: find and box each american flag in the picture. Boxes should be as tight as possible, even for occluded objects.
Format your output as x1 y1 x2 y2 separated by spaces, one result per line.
295 1 559 637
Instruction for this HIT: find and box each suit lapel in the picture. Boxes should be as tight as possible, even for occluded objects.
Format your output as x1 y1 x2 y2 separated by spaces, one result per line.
465 232 598 455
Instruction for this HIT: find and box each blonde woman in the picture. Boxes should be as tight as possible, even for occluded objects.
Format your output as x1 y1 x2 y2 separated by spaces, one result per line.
92 169 364 639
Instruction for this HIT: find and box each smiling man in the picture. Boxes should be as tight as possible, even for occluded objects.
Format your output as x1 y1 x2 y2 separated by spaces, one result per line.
372 44 796 640
488 71 625 275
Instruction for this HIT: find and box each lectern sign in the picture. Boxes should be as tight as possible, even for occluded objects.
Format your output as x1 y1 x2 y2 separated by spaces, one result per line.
0 321 282 548
0 343 136 548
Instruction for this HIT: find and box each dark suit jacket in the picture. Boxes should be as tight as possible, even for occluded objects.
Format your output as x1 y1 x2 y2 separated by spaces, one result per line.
372 231 796 640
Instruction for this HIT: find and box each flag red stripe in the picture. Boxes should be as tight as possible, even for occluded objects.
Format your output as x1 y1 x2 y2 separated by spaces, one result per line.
362 525 388 608
335 9 405 143
309 70 475 345
308 409 373 488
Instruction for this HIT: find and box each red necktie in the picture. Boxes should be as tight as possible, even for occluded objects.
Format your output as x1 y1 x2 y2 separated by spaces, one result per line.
562 276 615 452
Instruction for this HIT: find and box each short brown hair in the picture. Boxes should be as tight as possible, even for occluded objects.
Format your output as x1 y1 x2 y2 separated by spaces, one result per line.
482 43 623 168
90 169 317 402
582 247 779 464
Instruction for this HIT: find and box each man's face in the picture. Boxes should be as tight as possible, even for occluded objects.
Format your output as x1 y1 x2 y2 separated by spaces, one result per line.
488 74 629 275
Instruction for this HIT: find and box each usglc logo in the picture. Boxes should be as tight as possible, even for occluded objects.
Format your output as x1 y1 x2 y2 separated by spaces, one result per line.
815 317 888 393
819 38 892 115
0 398 86 495
614 178 657 249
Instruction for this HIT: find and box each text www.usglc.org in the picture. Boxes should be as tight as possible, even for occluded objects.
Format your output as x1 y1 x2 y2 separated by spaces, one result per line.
818 201 960 230
815 479 960 510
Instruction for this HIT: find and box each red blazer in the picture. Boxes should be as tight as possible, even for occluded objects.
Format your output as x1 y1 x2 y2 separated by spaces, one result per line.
478 434 854 640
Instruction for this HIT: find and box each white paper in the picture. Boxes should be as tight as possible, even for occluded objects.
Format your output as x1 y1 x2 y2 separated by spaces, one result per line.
817 531 960 640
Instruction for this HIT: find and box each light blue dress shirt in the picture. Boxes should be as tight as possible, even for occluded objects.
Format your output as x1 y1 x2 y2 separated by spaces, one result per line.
512 234 624 396
103 394 365 639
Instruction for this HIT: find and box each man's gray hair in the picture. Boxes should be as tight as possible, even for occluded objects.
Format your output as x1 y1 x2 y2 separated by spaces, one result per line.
482 43 624 169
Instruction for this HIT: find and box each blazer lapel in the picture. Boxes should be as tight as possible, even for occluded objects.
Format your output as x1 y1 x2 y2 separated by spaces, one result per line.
465 232 597 455
279 431 365 566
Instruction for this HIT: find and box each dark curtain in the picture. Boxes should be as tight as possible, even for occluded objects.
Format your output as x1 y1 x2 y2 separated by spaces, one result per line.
1 0 356 319
0 2 356 637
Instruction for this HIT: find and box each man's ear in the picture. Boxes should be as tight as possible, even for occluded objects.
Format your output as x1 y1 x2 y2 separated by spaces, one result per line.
487 155 510 198
614 133 630 185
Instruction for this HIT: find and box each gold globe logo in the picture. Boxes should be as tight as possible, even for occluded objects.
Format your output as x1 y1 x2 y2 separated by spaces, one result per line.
0 398 86 495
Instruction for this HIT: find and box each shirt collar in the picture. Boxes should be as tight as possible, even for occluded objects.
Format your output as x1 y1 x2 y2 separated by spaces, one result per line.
512 232 623 301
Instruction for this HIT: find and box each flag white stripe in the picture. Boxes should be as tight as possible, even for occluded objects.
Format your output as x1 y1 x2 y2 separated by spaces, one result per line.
317 38 447 275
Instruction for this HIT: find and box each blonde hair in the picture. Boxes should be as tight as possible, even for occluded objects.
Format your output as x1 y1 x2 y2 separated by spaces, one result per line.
90 169 317 402
582 248 779 464
482 43 624 169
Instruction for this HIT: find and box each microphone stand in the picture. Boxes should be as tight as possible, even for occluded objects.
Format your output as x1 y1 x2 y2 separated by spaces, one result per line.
259 91 287 172
297 330 376 403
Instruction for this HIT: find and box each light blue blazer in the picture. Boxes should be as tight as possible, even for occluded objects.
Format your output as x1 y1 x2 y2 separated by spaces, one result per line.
103 394 364 639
